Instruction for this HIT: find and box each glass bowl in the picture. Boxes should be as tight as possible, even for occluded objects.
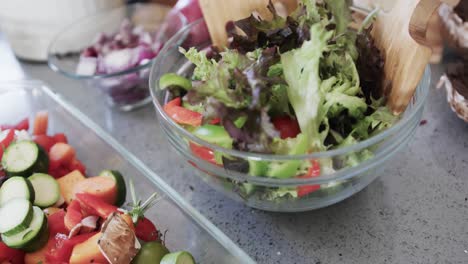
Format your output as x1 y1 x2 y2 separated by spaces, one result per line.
0 80 255 263
48 3 186 111
150 20 431 212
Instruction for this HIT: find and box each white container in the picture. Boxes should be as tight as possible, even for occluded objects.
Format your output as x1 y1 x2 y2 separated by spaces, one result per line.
0 0 124 61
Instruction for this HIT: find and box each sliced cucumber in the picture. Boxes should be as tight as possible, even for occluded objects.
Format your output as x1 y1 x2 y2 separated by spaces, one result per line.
159 73 192 90
161 251 196 264
0 198 33 236
28 173 60 208
1 206 49 252
0 176 35 206
99 170 126 207
1 140 49 177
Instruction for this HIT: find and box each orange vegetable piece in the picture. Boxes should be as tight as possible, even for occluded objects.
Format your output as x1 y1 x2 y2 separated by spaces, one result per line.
73 176 117 205
57 170 86 204
33 111 48 135
69 233 108 264
49 143 76 166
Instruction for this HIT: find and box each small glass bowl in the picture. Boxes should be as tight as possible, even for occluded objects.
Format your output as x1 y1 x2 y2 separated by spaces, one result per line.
48 3 186 111
150 20 431 212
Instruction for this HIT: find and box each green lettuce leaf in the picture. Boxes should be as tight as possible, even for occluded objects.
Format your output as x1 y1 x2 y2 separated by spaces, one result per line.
324 0 351 35
352 106 397 140
181 47 251 108
281 23 333 151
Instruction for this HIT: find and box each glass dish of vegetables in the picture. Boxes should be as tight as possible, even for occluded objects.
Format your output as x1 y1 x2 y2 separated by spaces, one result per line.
150 1 431 212
0 80 254 264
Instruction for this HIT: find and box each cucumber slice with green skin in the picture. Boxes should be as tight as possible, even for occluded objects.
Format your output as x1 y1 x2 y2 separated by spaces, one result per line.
161 251 196 264
28 173 60 208
1 206 49 252
1 141 49 177
0 198 33 236
0 176 35 206
159 73 192 90
99 170 126 207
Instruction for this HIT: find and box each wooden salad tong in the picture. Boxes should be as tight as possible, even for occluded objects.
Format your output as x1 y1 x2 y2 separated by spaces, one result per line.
198 0 441 114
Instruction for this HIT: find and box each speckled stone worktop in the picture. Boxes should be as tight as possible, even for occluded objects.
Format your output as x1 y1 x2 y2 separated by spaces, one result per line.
3 35 467 263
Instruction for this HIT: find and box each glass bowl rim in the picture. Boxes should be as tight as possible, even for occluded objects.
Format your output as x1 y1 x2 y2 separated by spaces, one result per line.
150 19 431 162
47 2 187 80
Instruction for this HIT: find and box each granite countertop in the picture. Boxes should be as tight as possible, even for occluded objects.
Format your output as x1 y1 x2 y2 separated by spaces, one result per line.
2 36 467 263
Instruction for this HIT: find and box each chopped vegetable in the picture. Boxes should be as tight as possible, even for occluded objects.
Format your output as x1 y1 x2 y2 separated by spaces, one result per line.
57 170 86 204
28 173 60 208
164 97 203 126
161 251 196 264
69 232 107 264
33 111 48 136
73 176 118 205
132 241 169 264
76 193 118 219
0 241 24 264
64 200 83 232
46 232 96 263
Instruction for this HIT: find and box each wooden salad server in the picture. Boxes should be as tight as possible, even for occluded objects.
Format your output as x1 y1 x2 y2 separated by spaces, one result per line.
372 0 440 114
199 0 441 114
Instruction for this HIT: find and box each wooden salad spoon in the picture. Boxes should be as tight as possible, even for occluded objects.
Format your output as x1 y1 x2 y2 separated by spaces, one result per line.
198 0 440 114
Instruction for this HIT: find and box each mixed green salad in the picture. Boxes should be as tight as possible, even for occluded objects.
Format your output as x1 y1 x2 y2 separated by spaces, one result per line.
159 0 397 200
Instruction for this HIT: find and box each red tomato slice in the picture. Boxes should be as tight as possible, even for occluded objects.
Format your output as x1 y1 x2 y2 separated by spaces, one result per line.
0 129 15 161
46 232 96 263
164 97 203 126
0 241 24 264
33 111 49 135
75 193 118 219
34 134 56 152
49 143 76 166
53 133 68 144
64 200 83 231
297 160 321 197
189 142 217 165
135 217 159 242
68 158 86 175
48 209 68 236
1 117 29 131
209 118 221 125
272 116 301 139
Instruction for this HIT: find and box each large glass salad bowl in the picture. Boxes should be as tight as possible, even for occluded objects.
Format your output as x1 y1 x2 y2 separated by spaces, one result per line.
150 16 430 212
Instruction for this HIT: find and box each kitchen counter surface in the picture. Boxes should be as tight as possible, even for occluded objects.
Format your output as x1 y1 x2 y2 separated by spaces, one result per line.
2 36 467 263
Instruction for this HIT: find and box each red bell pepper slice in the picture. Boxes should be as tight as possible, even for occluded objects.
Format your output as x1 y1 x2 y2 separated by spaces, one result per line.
53 133 68 143
164 97 203 126
0 241 24 264
135 217 159 242
68 158 86 175
75 193 118 219
209 118 221 125
189 142 217 165
0 129 15 161
65 200 83 231
0 117 29 131
48 209 68 236
297 160 321 197
46 232 96 263
34 134 56 152
272 116 301 139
